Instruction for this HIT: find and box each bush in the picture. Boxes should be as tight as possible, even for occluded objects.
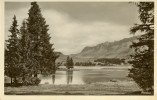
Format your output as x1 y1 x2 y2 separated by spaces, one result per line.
23 77 41 86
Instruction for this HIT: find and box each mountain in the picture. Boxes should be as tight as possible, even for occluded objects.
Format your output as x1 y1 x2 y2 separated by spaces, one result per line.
55 52 68 63
55 52 94 63
72 36 138 59
57 36 138 62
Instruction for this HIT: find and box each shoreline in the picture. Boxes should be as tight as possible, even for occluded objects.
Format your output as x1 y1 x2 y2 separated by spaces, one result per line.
5 80 145 95
58 65 132 70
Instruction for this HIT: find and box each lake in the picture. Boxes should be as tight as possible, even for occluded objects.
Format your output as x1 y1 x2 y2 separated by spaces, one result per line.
39 66 132 85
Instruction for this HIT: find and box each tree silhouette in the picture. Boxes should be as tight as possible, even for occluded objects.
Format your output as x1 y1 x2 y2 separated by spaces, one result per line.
66 56 74 69
5 15 22 85
27 2 58 76
129 2 154 94
5 2 59 86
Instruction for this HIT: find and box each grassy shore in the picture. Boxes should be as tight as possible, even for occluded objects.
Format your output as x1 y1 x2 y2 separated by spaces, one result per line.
5 80 144 95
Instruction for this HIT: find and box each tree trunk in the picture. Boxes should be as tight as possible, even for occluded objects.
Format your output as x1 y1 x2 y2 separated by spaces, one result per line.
11 77 12 86
14 77 17 85
22 72 25 83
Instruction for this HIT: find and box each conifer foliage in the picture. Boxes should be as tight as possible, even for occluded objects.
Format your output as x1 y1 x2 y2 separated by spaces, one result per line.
5 2 58 86
66 56 74 69
5 15 22 85
27 2 58 76
129 2 154 93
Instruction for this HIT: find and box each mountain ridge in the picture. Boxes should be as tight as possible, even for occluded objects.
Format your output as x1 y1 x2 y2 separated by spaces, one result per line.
56 36 138 62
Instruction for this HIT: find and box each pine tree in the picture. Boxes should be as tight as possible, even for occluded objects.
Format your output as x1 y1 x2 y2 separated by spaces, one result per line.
66 57 74 69
66 56 70 69
129 2 154 93
70 58 74 68
5 15 22 85
18 20 33 82
27 2 58 76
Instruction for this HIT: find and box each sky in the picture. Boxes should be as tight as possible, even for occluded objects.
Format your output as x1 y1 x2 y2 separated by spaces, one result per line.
5 2 139 55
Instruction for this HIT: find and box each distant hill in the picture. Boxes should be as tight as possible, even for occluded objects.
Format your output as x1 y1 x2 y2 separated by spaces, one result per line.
56 36 138 63
55 52 94 63
55 52 68 63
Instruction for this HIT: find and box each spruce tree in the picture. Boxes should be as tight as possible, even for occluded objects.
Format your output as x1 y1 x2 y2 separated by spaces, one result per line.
66 56 70 69
70 58 74 68
5 15 22 85
66 57 74 69
27 2 58 76
19 20 32 82
129 2 154 93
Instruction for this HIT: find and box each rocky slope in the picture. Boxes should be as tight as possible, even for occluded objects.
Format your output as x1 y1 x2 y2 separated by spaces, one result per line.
57 36 138 62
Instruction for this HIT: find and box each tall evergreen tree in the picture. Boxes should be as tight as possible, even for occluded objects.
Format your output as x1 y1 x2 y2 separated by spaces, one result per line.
18 20 33 82
5 2 58 86
5 15 22 85
129 2 154 93
27 2 58 76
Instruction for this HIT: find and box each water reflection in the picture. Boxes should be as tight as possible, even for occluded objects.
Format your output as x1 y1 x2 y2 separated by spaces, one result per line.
66 70 73 84
39 66 130 85
52 70 56 84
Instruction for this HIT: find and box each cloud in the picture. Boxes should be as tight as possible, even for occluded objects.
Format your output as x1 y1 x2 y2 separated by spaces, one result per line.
5 6 133 55
5 7 29 39
42 10 132 54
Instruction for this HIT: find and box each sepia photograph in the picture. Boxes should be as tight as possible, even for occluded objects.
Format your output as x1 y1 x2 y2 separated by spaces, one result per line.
4 1 154 95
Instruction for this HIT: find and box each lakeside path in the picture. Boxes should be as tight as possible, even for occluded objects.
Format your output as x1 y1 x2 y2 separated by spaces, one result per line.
5 81 142 95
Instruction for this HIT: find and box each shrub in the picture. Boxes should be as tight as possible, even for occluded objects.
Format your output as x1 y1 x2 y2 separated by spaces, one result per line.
23 77 41 86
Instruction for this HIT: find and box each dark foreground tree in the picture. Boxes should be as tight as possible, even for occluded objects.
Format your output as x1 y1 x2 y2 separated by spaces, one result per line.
18 20 33 84
27 2 58 76
5 15 22 85
5 2 59 86
129 2 154 93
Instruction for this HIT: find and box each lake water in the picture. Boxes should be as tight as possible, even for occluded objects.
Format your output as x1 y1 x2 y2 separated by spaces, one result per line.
39 66 132 85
